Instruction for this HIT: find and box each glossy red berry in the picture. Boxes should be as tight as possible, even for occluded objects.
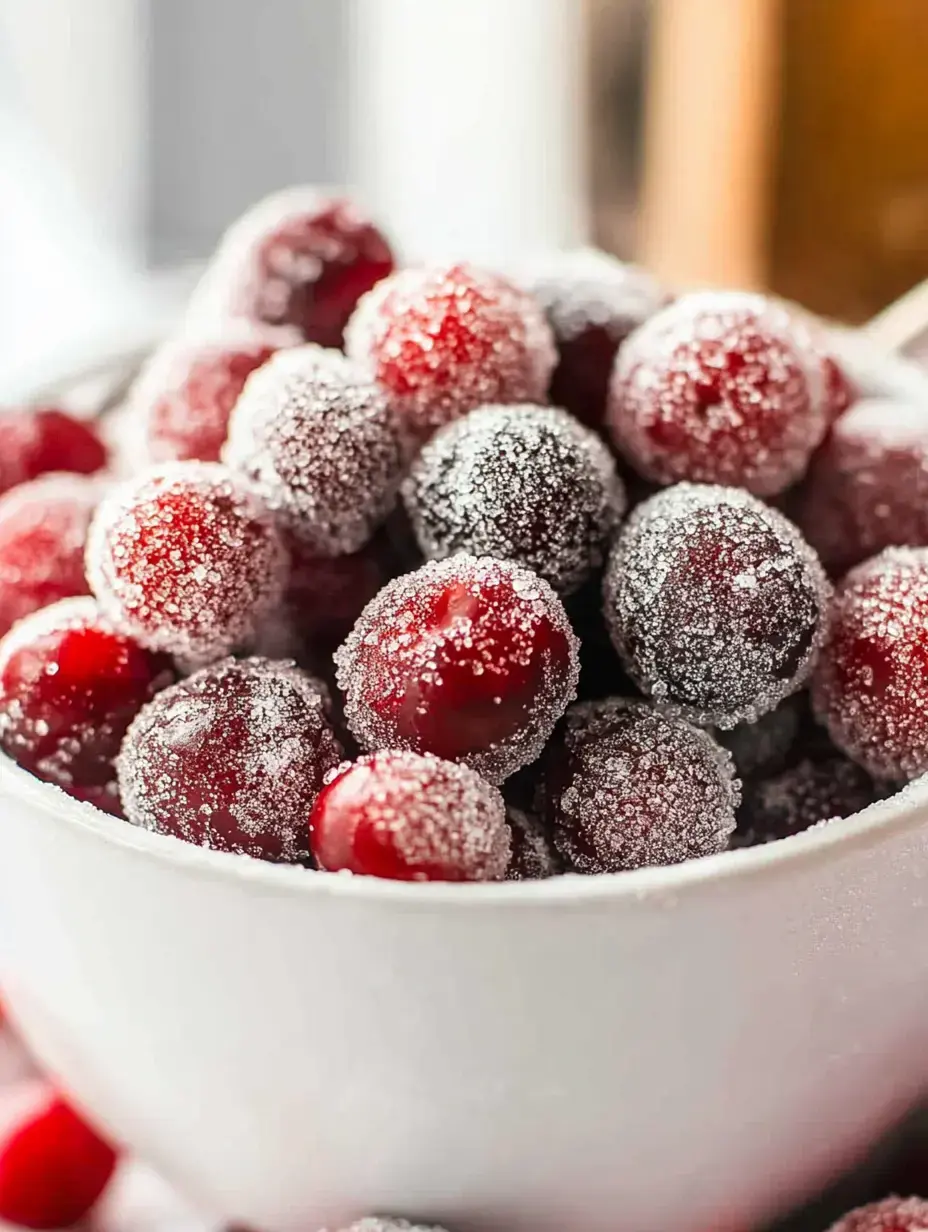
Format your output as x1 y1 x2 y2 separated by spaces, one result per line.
311 750 510 881
345 263 556 442
0 1087 118 1231
87 462 286 664
335 555 579 784
0 598 174 815
813 547 928 780
0 474 101 637
608 292 828 495
826 1197 928 1232
0 407 108 498
119 656 343 862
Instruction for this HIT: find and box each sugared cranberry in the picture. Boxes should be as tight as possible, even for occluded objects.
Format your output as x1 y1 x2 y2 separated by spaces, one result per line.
538 699 738 874
310 750 510 881
119 657 343 862
505 806 561 880
608 292 828 495
345 263 556 442
715 693 805 781
186 188 395 348
826 1197 928 1232
604 484 830 728
0 474 102 636
224 346 405 555
795 400 928 575
87 462 286 664
0 1086 118 1231
813 548 928 780
136 329 292 464
518 248 667 429
0 407 108 497
335 554 579 784
0 598 173 815
337 1221 451 1232
821 353 856 421
402 404 625 594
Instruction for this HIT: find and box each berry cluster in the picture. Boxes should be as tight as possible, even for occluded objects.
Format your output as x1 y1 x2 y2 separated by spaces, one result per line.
0 187 922 885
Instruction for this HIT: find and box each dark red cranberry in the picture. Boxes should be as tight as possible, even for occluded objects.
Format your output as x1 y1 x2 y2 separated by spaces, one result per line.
0 407 108 497
715 693 805 781
505 806 560 880
825 1197 928 1232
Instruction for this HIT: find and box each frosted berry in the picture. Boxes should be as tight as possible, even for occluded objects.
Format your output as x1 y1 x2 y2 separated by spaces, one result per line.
224 345 404 555
87 462 286 664
0 598 173 815
0 474 101 636
795 400 928 575
608 292 828 495
337 1220 451 1232
812 548 928 780
826 1197 928 1232
519 247 666 429
335 554 579 784
403 404 625 594
0 1087 118 1231
0 407 108 497
538 699 739 874
310 750 510 881
506 806 560 880
605 484 830 728
186 188 395 348
345 263 556 442
119 656 342 862
716 694 804 781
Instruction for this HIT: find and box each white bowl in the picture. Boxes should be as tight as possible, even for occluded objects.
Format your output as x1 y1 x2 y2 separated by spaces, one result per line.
1 752 928 1232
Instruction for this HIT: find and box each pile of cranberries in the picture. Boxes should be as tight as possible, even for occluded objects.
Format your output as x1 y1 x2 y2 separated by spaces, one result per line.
0 186 924 887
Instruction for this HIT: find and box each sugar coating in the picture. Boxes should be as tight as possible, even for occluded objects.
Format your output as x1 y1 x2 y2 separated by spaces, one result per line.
716 693 804 780
608 291 828 495
315 751 510 881
224 344 405 555
403 403 626 593
505 806 561 880
344 263 556 440
119 656 342 863
86 461 286 665
827 1197 928 1232
795 399 928 575
334 1220 450 1232
605 483 831 728
334 554 580 784
540 698 739 874
737 754 888 846
813 547 928 780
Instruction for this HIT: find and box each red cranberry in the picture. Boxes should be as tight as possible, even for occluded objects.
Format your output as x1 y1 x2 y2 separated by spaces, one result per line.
402 404 625 594
187 189 395 348
337 1221 450 1232
310 750 510 881
0 598 174 815
604 484 830 728
812 547 928 780
795 400 928 575
608 292 828 495
0 474 101 637
538 699 738 874
826 1197 928 1232
821 353 856 421
119 656 342 862
0 1086 118 1231
345 263 556 442
519 248 667 430
87 462 286 664
224 346 405 555
0 407 108 497
335 555 579 783
715 693 805 781
505 806 560 880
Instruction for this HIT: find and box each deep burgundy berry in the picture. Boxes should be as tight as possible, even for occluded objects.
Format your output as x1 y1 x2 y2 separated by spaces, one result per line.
604 484 830 728
812 548 928 780
186 188 395 348
337 1220 451 1232
0 598 174 816
403 403 625 594
345 263 556 442
0 407 108 497
335 554 579 784
87 462 286 664
119 656 343 862
608 292 828 495
715 694 805 781
310 750 510 881
825 1197 928 1232
538 699 739 874
0 474 101 636
505 806 560 880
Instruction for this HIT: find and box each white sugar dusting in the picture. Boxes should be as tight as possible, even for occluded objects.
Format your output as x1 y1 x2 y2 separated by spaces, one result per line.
224 344 406 555
738 754 888 845
334 1220 450 1232
403 403 625 593
605 483 831 728
505 805 561 880
826 1196 928 1232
